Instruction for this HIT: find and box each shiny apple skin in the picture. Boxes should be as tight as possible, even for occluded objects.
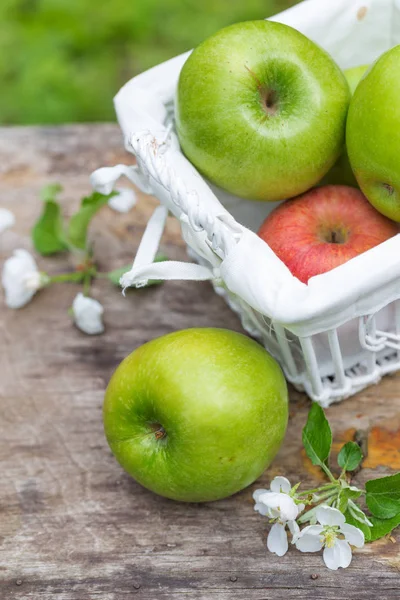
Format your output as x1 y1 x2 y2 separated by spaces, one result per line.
176 20 350 201
103 328 288 502
347 46 400 222
258 185 398 283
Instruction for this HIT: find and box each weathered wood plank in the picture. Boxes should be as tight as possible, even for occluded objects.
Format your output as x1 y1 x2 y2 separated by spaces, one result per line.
0 125 399 600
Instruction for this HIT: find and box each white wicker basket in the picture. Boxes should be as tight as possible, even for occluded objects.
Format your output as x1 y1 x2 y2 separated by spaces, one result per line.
91 0 400 407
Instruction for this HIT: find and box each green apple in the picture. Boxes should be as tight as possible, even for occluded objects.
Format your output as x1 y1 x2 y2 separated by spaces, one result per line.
103 328 288 502
347 46 400 222
319 64 369 187
319 150 358 188
176 20 350 202
345 64 369 95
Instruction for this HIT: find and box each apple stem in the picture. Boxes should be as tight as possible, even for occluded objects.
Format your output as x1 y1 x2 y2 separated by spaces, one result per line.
244 64 263 89
154 426 166 440
383 183 394 196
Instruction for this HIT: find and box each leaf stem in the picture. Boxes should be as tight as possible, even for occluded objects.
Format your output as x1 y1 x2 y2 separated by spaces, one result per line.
83 271 92 296
320 462 337 483
298 483 337 496
313 489 340 503
297 492 338 524
49 272 86 284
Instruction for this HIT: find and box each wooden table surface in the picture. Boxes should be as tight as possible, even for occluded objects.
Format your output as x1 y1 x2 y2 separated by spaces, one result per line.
1 125 400 600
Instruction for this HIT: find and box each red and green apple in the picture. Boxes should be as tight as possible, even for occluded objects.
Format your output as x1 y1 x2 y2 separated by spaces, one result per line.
258 185 398 283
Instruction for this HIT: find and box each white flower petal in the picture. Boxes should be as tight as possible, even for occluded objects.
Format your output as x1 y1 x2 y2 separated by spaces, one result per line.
258 491 277 505
340 523 365 548
25 271 42 291
277 495 299 521
322 544 339 571
108 187 137 213
297 503 305 514
288 520 300 538
0 208 15 233
300 525 325 536
270 476 291 494
335 539 353 568
260 492 299 522
316 505 346 527
267 523 288 557
296 533 324 553
323 546 340 571
295 526 324 553
323 539 352 570
254 502 271 517
2 249 41 308
72 293 104 335
253 488 269 503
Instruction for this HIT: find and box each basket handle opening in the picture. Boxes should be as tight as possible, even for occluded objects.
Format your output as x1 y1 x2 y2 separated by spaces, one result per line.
119 204 221 291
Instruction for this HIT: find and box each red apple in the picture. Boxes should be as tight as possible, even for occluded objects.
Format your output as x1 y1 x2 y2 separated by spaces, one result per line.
258 185 398 284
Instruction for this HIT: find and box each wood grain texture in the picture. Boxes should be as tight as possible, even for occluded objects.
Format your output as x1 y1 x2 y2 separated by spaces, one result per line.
0 125 400 600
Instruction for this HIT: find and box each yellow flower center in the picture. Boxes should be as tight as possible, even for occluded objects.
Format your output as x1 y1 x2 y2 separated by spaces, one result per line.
323 526 339 548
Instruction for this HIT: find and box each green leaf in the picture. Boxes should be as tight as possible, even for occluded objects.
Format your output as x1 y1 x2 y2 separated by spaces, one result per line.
348 499 373 527
366 473 400 519
107 264 132 286
67 191 116 250
302 403 332 468
338 442 363 472
369 512 400 542
41 183 63 202
32 184 68 255
345 508 371 542
107 254 168 287
337 485 362 513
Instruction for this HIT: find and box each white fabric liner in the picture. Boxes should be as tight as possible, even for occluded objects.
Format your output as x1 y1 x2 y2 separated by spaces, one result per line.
91 0 400 402
112 0 400 337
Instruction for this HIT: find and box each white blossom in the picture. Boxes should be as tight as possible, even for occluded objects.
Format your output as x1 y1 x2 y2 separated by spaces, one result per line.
294 505 364 570
2 249 45 308
72 293 104 335
0 208 15 233
267 519 300 557
253 477 304 557
108 187 137 213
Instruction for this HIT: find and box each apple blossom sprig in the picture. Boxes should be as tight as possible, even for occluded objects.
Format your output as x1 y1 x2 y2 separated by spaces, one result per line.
1 183 167 334
253 403 400 570
253 477 303 556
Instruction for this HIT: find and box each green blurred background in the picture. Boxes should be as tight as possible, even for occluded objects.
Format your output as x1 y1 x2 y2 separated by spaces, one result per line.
1 0 299 125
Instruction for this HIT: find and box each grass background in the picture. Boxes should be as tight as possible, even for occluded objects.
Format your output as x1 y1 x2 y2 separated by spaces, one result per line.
1 0 299 124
